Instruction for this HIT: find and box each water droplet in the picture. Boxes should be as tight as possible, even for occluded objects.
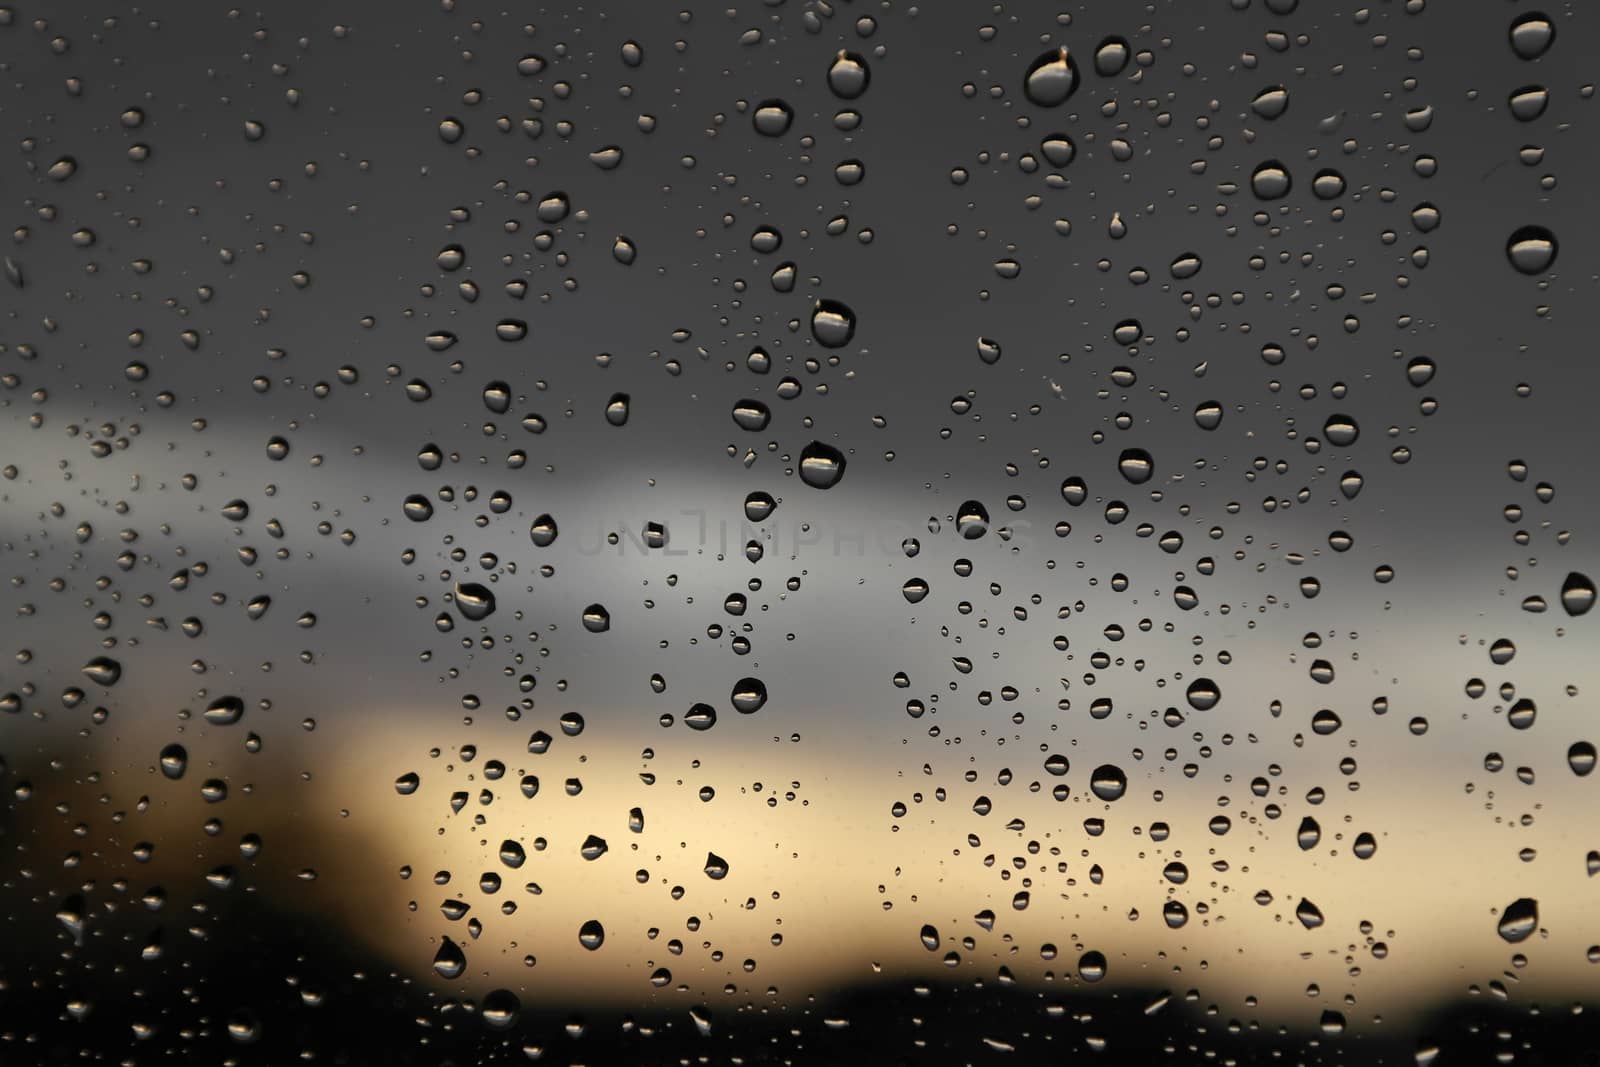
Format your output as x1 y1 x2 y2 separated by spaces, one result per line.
902 577 930 603
536 192 571 223
1323 414 1360 446
1296 898 1325 929
1040 134 1075 167
1252 85 1290 119
753 99 794 136
685 703 718 731
1508 85 1550 122
82 656 122 687
732 399 771 432
919 924 940 951
605 393 631 426
1508 698 1537 730
1118 449 1154 485
798 442 847 489
1311 169 1346 199
731 677 768 714
1194 401 1224 430
1251 160 1292 200
578 919 606 950
1497 898 1538 942
582 604 611 633
1090 765 1127 801
203 695 245 725
433 938 466 979
1509 12 1555 60
1568 741 1597 777
455 583 496 622
1561 571 1594 616
976 337 1003 365
1024 47 1080 108
704 852 729 879
530 514 558 547
1186 678 1220 711
394 771 420 795
160 744 188 780
957 500 990 539
1093 36 1129 76
744 491 777 522
1078 950 1107 982
823 48 871 98
811 300 857 348
481 989 521 1030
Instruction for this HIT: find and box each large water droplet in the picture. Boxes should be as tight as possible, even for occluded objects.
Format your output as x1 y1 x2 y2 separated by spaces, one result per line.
811 300 857 348
433 938 466 979
455 582 496 622
1509 12 1555 60
1252 84 1290 119
798 442 847 489
82 657 122 687
605 393 631 426
1024 47 1080 107
481 989 521 1030
827 51 871 99
1497 898 1538 942
1090 765 1127 801
731 677 768 714
753 99 794 136
956 500 990 539
732 399 771 432
744 491 777 522
160 744 188 780
203 695 245 725
1251 160 1292 200
1560 571 1594 616
1093 36 1129 76
1568 741 1597 777
1118 448 1154 484
1507 226 1558 274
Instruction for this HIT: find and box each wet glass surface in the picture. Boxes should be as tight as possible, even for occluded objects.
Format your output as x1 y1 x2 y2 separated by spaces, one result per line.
1 1 1598 1063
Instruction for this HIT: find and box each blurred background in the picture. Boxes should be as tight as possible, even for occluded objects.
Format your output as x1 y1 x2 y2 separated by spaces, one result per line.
1 0 1598 1063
